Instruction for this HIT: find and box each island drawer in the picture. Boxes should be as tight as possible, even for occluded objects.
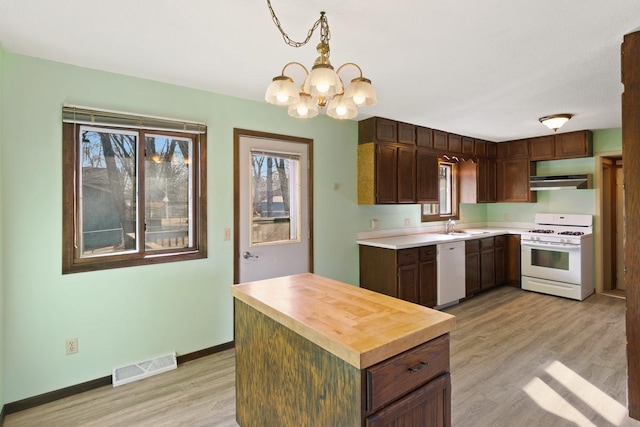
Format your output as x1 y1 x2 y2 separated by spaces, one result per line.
366 333 450 413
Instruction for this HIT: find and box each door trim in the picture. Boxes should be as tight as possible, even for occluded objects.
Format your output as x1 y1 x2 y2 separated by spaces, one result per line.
594 150 622 294
233 129 314 284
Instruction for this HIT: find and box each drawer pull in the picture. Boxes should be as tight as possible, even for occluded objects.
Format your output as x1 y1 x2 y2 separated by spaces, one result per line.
408 361 429 373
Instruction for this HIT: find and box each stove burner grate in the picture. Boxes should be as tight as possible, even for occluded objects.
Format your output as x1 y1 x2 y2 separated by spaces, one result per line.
528 229 555 234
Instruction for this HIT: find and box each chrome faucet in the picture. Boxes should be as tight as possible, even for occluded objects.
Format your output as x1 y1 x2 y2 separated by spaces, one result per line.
445 219 456 234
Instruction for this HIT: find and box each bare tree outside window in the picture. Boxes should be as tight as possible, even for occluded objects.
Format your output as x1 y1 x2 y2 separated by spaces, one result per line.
80 128 137 254
63 120 207 274
250 152 299 245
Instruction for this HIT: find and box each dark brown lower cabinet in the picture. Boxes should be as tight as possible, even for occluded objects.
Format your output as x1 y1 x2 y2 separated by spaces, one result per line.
366 334 451 427
480 237 496 290
494 235 506 285
419 246 438 307
465 240 481 296
366 373 451 427
360 245 438 308
398 254 420 304
507 234 521 287
466 235 508 294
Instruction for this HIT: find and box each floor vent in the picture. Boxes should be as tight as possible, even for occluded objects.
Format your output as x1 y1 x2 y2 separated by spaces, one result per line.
112 352 177 387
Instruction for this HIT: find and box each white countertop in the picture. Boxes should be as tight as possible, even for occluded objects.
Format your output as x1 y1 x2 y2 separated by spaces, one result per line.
357 227 528 250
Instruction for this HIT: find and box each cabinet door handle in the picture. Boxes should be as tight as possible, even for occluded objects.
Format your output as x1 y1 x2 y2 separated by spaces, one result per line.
408 361 429 373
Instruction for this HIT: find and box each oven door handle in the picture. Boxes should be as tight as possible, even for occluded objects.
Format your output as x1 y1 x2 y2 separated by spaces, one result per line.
522 242 581 250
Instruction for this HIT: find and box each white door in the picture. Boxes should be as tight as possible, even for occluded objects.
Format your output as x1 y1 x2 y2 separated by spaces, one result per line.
235 132 312 283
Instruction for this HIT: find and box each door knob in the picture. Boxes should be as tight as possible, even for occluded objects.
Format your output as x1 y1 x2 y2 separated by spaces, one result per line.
242 251 259 259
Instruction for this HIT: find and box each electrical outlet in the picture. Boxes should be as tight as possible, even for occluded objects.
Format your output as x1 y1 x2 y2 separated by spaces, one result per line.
504 213 511 221
404 218 411 227
223 228 230 241
66 338 78 355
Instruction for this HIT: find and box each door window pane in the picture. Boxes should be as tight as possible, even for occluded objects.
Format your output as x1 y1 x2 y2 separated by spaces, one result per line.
144 134 193 251
250 151 300 245
79 127 138 257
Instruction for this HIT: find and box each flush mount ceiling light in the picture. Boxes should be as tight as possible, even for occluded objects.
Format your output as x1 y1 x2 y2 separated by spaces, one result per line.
264 0 377 120
539 114 572 132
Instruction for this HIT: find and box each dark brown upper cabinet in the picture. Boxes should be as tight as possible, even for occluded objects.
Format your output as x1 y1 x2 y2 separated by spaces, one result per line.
416 126 433 148
529 135 555 160
474 139 487 157
416 149 439 203
529 131 593 160
433 130 448 151
462 137 475 155
487 142 497 157
555 131 593 158
397 145 417 203
497 139 529 159
447 134 462 154
497 158 537 203
373 144 399 203
397 122 416 145
358 117 397 144
358 118 417 204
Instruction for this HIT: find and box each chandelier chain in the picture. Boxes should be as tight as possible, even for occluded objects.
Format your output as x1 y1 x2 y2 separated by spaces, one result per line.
266 0 330 54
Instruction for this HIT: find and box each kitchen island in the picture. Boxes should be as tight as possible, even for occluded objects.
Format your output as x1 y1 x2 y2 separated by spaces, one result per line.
232 273 456 426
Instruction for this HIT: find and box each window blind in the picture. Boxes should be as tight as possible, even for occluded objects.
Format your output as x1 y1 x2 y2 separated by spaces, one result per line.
62 104 207 134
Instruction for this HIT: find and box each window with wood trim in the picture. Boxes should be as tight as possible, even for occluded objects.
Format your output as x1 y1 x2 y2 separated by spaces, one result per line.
62 106 207 273
421 161 459 222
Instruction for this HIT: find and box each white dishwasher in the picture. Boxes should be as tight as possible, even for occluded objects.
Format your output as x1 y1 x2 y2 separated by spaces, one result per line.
436 241 466 308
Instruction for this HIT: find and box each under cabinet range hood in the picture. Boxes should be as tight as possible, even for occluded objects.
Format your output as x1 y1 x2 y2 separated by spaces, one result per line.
529 174 592 191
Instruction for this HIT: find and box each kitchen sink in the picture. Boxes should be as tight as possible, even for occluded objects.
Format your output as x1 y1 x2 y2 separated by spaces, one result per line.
439 230 469 235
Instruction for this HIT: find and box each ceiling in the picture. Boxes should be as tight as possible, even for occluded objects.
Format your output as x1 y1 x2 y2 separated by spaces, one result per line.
0 0 638 142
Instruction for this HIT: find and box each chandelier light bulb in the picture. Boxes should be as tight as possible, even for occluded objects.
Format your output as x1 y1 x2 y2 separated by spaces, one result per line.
352 94 366 105
316 83 330 94
288 92 319 119
327 93 357 120
276 92 290 103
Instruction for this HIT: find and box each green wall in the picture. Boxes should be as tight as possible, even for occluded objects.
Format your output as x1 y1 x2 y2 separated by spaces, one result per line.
486 129 622 223
0 52 390 403
0 44 5 411
0 50 625 405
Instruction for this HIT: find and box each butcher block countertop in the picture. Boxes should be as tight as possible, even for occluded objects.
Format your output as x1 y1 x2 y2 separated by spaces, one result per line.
231 273 456 369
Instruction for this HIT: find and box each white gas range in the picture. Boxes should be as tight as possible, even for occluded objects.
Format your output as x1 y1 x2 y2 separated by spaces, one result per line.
521 213 594 301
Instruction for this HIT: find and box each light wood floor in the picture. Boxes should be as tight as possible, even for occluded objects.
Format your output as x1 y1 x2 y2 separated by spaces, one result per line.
5 286 640 427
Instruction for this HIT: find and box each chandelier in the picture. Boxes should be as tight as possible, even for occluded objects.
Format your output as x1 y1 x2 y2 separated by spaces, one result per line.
264 1 377 120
